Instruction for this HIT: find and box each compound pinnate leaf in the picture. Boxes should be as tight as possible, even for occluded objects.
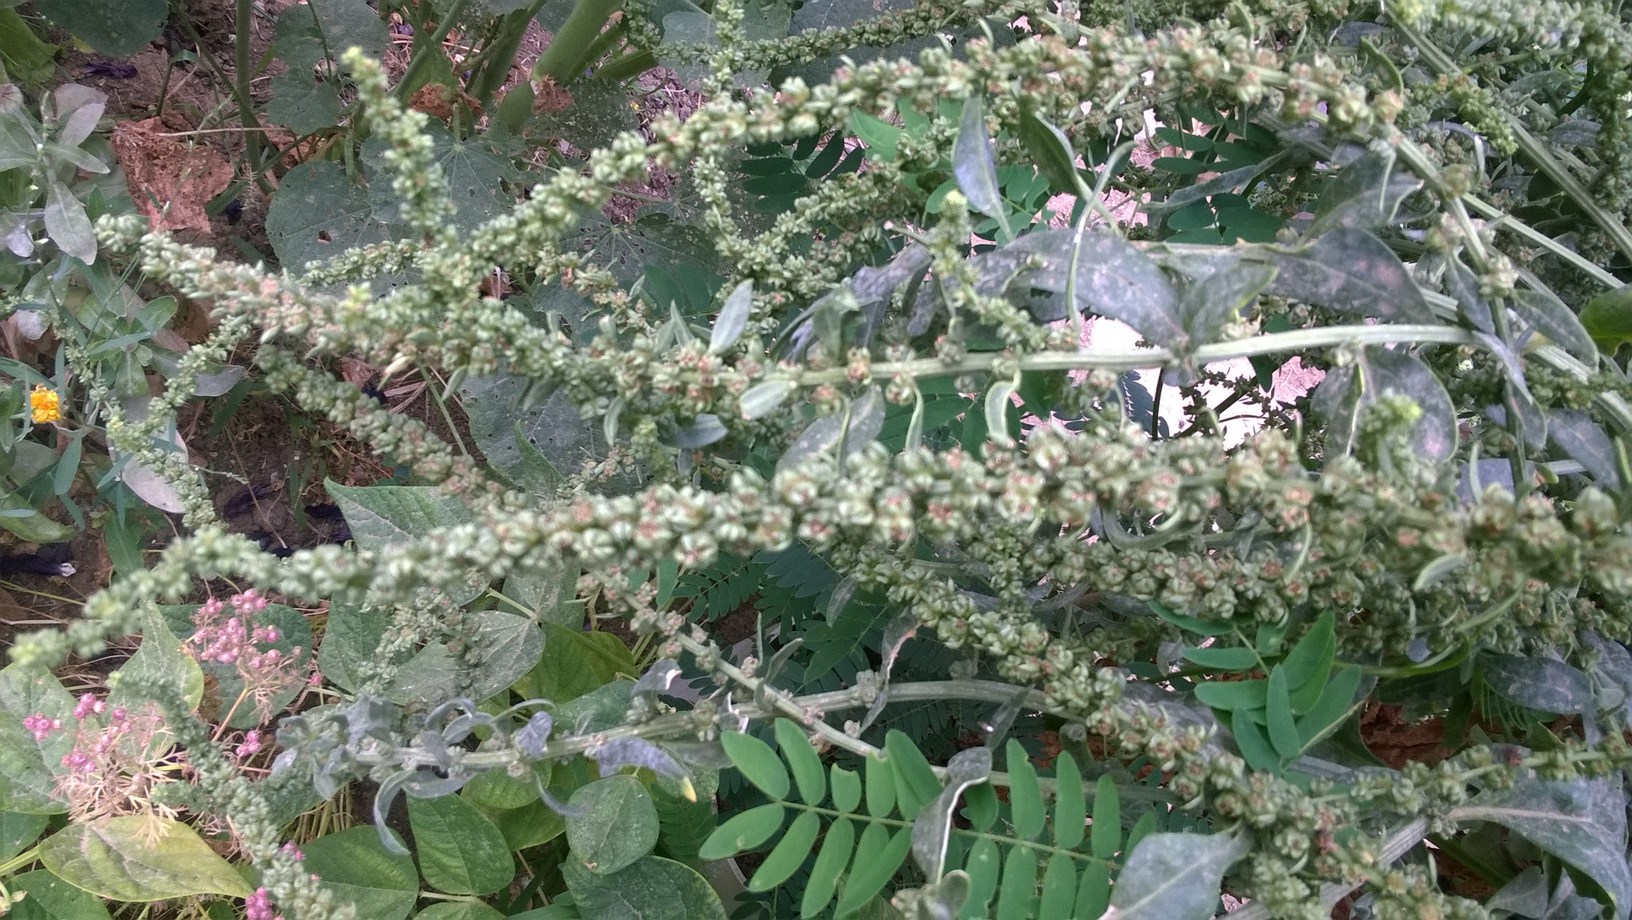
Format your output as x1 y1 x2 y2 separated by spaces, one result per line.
699 803 785 860
1091 774 1120 861
748 810 821 891
40 816 253 902
803 815 855 916
720 731 789 800
831 764 863 813
887 730 942 820
567 776 660 876
1004 740 1045 840
408 794 514 895
773 720 826 804
836 824 913 915
1106 831 1249 919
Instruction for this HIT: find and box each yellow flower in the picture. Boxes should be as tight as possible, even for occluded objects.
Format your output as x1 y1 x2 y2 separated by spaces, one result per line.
29 384 61 424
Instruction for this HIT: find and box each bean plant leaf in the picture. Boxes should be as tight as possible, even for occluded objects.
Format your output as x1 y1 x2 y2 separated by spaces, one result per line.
1265 228 1433 322
327 480 483 601
462 373 605 493
385 610 545 706
0 662 75 814
564 855 727 920
1480 654 1594 716
567 775 661 876
408 794 514 895
107 613 204 716
39 816 253 901
1107 831 1249 919
1581 284 1632 354
1454 773 1632 917
33 0 165 56
8 868 114 920
301 826 419 920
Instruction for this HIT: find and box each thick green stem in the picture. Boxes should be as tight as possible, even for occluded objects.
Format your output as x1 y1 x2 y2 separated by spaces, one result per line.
397 0 472 101
533 0 627 85
593 48 657 82
465 0 551 106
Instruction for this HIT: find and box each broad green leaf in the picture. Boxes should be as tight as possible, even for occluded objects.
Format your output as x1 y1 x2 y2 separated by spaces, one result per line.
1040 854 1077 919
300 826 419 920
265 161 406 273
0 662 74 813
8 868 112 920
803 816 855 916
477 796 566 852
314 602 387 693
1174 253 1277 345
1480 653 1594 715
513 623 634 704
33 0 164 56
412 903 506 920
831 765 862 814
107 613 204 716
1107 831 1249 919
327 480 475 546
953 98 1012 239
774 720 826 805
0 10 60 87
567 776 660 876
503 559 582 628
748 810 821 891
42 180 93 264
386 609 545 706
363 124 515 232
408 794 514 895
461 764 545 810
564 855 726 920
1454 773 1632 917
39 816 252 901
1265 228 1433 322
0 493 75 543
721 731 788 800
0 810 48 862
461 374 605 493
698 803 785 859
1581 284 1632 354
963 836 1001 918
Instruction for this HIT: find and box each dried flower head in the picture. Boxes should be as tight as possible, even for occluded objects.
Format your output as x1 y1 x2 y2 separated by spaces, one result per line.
50 694 184 822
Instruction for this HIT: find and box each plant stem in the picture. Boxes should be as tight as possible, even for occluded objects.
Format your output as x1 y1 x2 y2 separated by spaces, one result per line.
533 0 627 85
398 0 472 101
588 48 654 84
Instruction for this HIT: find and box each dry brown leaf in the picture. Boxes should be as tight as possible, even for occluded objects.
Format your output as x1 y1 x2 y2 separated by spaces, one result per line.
109 118 234 233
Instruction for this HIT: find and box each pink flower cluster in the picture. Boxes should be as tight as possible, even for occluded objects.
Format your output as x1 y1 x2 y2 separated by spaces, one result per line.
245 887 282 920
187 590 306 724
22 712 60 741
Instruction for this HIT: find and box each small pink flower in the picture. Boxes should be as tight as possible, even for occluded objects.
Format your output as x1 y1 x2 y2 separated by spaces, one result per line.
245 886 282 920
73 693 105 720
235 731 263 759
23 713 61 741
280 841 304 860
